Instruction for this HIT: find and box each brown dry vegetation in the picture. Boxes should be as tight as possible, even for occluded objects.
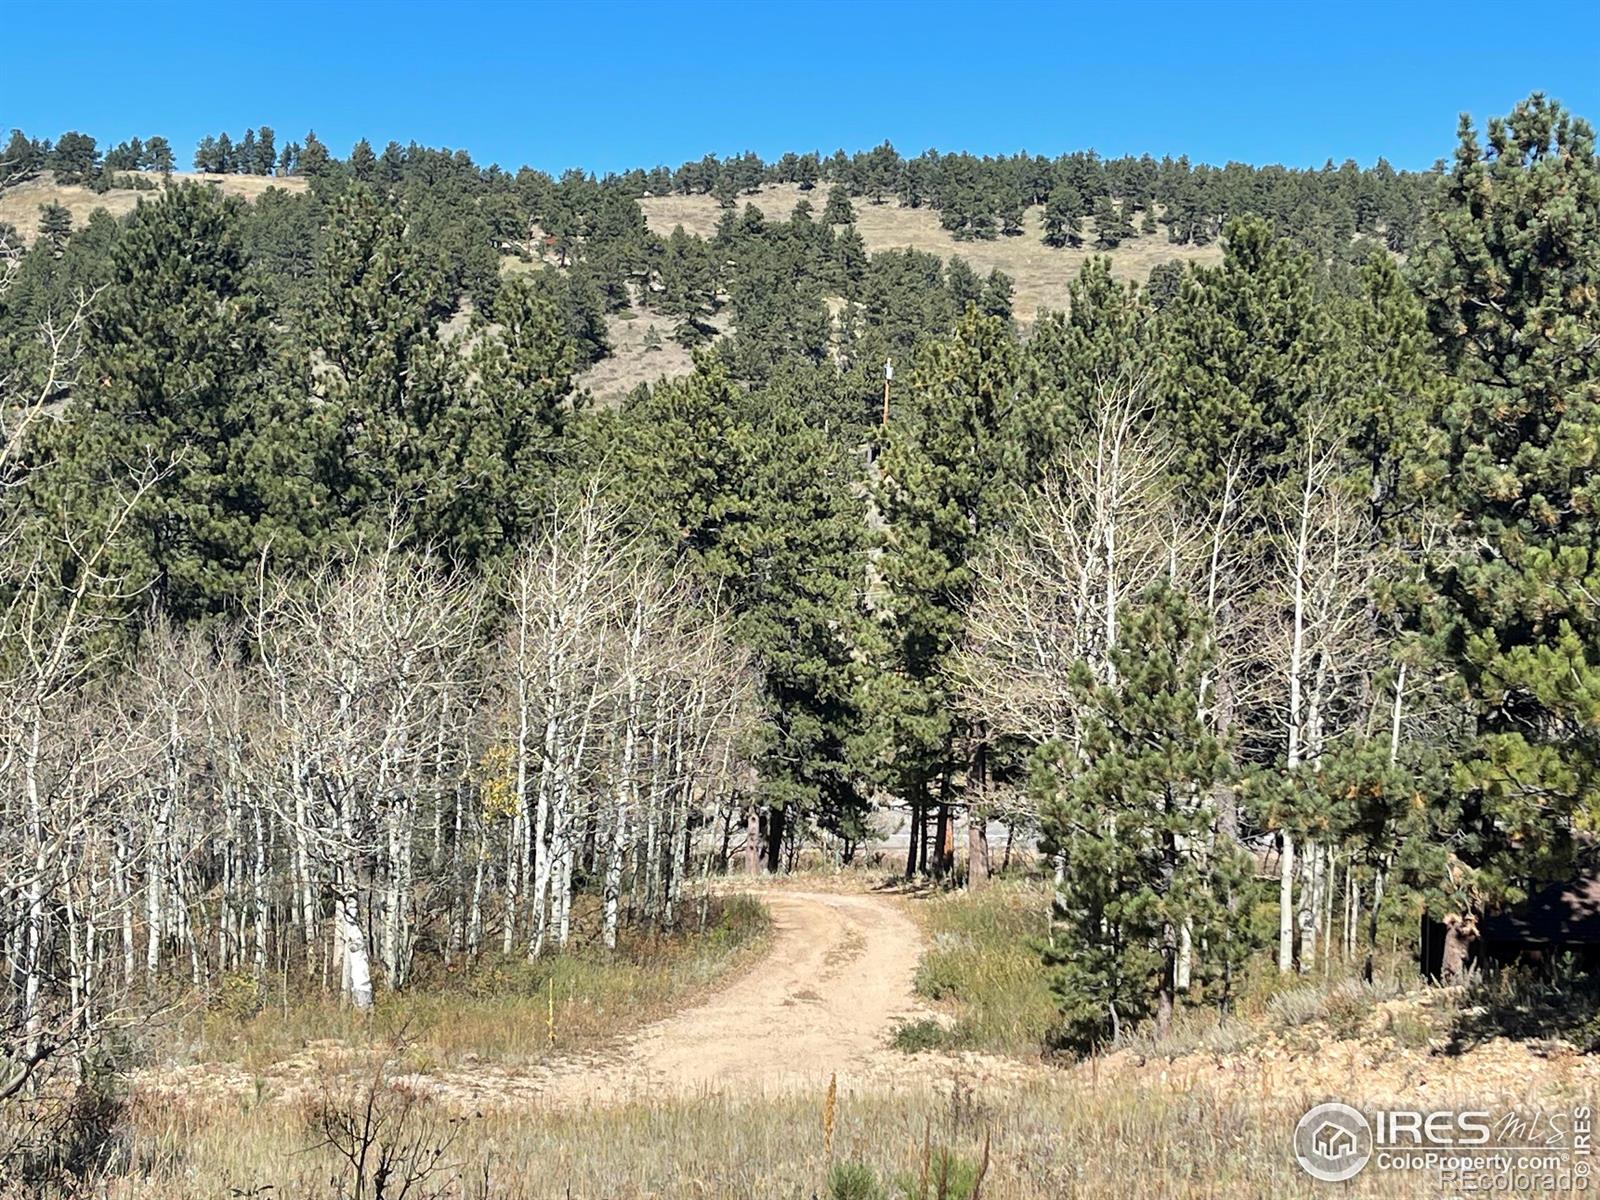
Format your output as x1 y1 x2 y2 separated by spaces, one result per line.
575 308 716 404
102 1040 1600 1199
0 171 308 243
143 894 771 1080
641 183 1224 322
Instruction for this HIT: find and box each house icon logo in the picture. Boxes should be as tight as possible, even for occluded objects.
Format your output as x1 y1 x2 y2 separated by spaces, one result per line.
1293 1102 1373 1182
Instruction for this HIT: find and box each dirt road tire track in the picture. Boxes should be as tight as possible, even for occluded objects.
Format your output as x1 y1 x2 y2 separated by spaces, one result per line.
413 888 934 1108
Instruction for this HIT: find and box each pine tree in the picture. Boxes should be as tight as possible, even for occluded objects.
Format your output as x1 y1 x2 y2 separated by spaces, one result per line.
1160 216 1336 498
1042 185 1083 247
432 276 581 563
36 203 71 255
299 130 332 177
657 225 718 346
875 309 1019 876
1038 583 1238 1047
255 126 276 175
823 184 855 225
192 135 218 173
1 128 45 187
350 138 378 182
795 152 819 191
616 357 872 866
1093 196 1133 248
299 184 450 537
1414 94 1600 915
41 184 313 619
48 131 99 184
380 140 406 183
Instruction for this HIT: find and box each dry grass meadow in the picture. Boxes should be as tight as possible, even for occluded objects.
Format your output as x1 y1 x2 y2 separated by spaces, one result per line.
574 307 723 402
0 171 308 244
641 182 1223 322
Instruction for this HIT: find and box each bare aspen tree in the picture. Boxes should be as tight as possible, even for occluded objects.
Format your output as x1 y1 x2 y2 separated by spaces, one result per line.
255 544 478 1009
955 380 1182 747
954 380 1217 962
1259 431 1388 973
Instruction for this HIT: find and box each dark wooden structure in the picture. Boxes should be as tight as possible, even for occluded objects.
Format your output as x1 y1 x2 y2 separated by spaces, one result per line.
1478 875 1600 970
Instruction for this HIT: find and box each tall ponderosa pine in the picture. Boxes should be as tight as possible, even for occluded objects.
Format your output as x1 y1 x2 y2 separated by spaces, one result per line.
1415 95 1600 926
615 356 871 865
300 184 453 541
435 276 581 564
50 184 311 618
875 308 1018 876
733 383 873 864
1038 583 1239 1046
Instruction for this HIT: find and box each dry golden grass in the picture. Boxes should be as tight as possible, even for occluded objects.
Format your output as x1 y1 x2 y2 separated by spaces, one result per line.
641 183 1224 322
575 307 714 405
0 170 308 244
103 1064 1592 1199
899 877 1060 1058
142 895 771 1080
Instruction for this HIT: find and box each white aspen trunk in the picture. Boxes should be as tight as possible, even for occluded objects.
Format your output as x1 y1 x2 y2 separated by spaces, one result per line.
468 817 487 957
642 716 664 923
146 798 169 981
115 828 135 985
252 801 268 976
503 687 531 956
1279 452 1313 974
1278 829 1296 973
553 675 600 953
1300 841 1321 975
291 720 316 954
1389 662 1407 765
64 853 83 1050
555 829 575 949
22 720 46 1068
83 862 99 1041
1346 867 1360 962
526 700 558 960
337 880 373 1011
603 714 637 952
220 794 237 973
182 865 202 988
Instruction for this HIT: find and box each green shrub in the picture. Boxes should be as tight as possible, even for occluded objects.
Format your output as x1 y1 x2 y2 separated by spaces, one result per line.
212 970 265 1020
828 1160 884 1200
891 1018 949 1053
892 1149 982 1200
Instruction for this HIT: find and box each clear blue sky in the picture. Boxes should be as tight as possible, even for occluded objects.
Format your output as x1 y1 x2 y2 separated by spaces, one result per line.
4 0 1598 176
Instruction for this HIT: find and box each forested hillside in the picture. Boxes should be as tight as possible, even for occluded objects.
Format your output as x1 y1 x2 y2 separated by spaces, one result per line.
2 121 1435 399
2 91 1598 1181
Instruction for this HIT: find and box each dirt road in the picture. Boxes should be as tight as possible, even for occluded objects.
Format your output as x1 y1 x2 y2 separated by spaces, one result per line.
418 888 934 1108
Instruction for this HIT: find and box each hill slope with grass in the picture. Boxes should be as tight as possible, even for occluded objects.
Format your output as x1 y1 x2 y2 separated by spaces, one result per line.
641 183 1223 322
0 170 309 243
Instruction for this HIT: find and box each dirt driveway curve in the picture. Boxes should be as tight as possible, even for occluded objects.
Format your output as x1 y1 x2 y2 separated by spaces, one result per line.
418 888 933 1108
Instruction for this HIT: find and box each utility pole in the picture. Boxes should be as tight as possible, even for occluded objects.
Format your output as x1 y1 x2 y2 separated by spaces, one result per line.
881 358 893 427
